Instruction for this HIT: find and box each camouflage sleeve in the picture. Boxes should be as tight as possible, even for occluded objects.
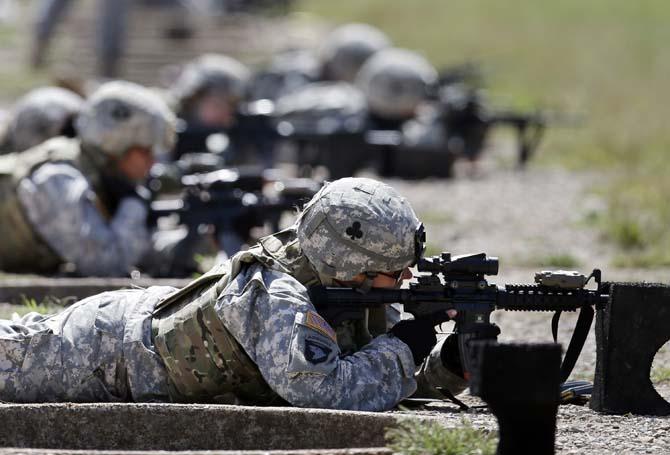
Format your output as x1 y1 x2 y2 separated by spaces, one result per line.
413 336 469 399
16 163 150 276
216 264 417 411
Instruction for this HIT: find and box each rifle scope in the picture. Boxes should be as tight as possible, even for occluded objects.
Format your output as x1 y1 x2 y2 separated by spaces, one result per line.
418 252 499 276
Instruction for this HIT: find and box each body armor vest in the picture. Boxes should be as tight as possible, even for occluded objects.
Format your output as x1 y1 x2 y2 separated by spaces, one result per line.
0 137 105 273
152 227 322 404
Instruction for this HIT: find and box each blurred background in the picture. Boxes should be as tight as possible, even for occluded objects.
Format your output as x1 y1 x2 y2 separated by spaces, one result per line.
0 0 668 275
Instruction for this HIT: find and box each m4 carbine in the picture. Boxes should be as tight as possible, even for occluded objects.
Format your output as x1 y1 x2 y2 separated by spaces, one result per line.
150 168 319 268
308 252 609 383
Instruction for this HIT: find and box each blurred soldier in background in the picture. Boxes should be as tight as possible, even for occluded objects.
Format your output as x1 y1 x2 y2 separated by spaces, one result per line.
355 47 437 127
0 86 84 154
249 22 391 101
31 0 190 78
317 22 391 83
0 80 176 276
31 0 129 78
271 46 439 178
169 53 252 163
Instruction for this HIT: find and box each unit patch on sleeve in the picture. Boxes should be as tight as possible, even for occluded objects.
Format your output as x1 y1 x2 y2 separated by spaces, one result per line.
304 337 332 364
304 310 337 343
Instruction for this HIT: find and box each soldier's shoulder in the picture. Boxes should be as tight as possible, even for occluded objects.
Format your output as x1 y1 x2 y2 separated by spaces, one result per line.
242 261 309 299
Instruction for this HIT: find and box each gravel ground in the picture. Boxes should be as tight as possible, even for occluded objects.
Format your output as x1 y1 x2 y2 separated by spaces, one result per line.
393 398 670 455
379 155 670 454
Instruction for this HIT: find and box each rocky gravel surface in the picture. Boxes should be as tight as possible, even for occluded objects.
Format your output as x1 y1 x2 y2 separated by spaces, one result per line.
394 398 670 455
383 160 670 454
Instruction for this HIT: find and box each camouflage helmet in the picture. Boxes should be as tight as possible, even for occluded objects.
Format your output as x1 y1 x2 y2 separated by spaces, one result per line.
355 48 437 120
9 86 84 151
297 177 421 281
171 54 251 110
318 23 391 83
75 80 177 157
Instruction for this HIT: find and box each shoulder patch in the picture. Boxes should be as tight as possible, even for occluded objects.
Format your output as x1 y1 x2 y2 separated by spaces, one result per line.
304 337 332 364
304 310 337 343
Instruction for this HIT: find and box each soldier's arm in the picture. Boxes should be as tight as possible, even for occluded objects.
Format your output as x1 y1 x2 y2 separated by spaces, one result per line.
381 304 466 399
413 336 469 399
16 163 150 276
217 265 417 412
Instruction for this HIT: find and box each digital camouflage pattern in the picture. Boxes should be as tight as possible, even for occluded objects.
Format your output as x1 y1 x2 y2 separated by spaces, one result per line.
0 137 150 276
6 86 83 153
76 80 176 158
0 136 149 275
0 178 461 410
318 23 391 83
0 227 460 410
0 286 174 402
297 177 420 281
17 163 150 276
415 337 469 400
356 47 437 120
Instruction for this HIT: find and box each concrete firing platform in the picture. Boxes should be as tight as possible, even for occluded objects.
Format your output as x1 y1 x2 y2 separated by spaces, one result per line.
0 403 407 453
0 450 390 455
0 276 192 304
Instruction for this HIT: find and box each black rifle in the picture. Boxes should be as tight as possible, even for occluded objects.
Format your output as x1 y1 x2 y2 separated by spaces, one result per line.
308 252 609 383
436 85 555 167
172 102 278 167
149 168 319 274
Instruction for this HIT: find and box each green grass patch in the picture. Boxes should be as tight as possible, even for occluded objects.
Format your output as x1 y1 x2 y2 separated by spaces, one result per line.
651 367 670 385
424 243 444 258
517 253 581 269
386 418 497 455
419 211 455 225
537 254 581 269
15 295 74 317
296 0 670 267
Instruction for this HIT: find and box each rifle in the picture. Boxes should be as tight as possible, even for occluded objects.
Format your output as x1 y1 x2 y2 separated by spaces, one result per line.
436 85 557 167
149 168 320 274
172 101 278 167
308 252 609 383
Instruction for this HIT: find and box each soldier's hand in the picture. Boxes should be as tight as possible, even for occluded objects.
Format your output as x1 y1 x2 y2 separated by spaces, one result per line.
389 319 437 366
102 172 151 212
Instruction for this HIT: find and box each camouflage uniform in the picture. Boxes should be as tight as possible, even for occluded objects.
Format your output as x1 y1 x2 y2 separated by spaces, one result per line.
12 138 150 276
0 81 175 276
0 178 466 410
0 287 174 402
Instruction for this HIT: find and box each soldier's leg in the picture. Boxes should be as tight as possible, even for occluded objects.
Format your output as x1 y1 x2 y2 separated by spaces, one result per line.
96 0 128 78
0 287 173 402
31 0 73 68
0 309 66 401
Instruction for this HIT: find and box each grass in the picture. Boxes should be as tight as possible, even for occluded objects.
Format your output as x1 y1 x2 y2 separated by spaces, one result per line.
651 367 670 385
386 418 497 455
296 0 670 267
651 342 670 387
14 295 73 317
419 211 455 225
531 254 581 269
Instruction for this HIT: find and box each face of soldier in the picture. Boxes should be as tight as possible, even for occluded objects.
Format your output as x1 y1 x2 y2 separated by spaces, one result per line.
195 94 236 129
117 146 155 182
349 267 413 289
